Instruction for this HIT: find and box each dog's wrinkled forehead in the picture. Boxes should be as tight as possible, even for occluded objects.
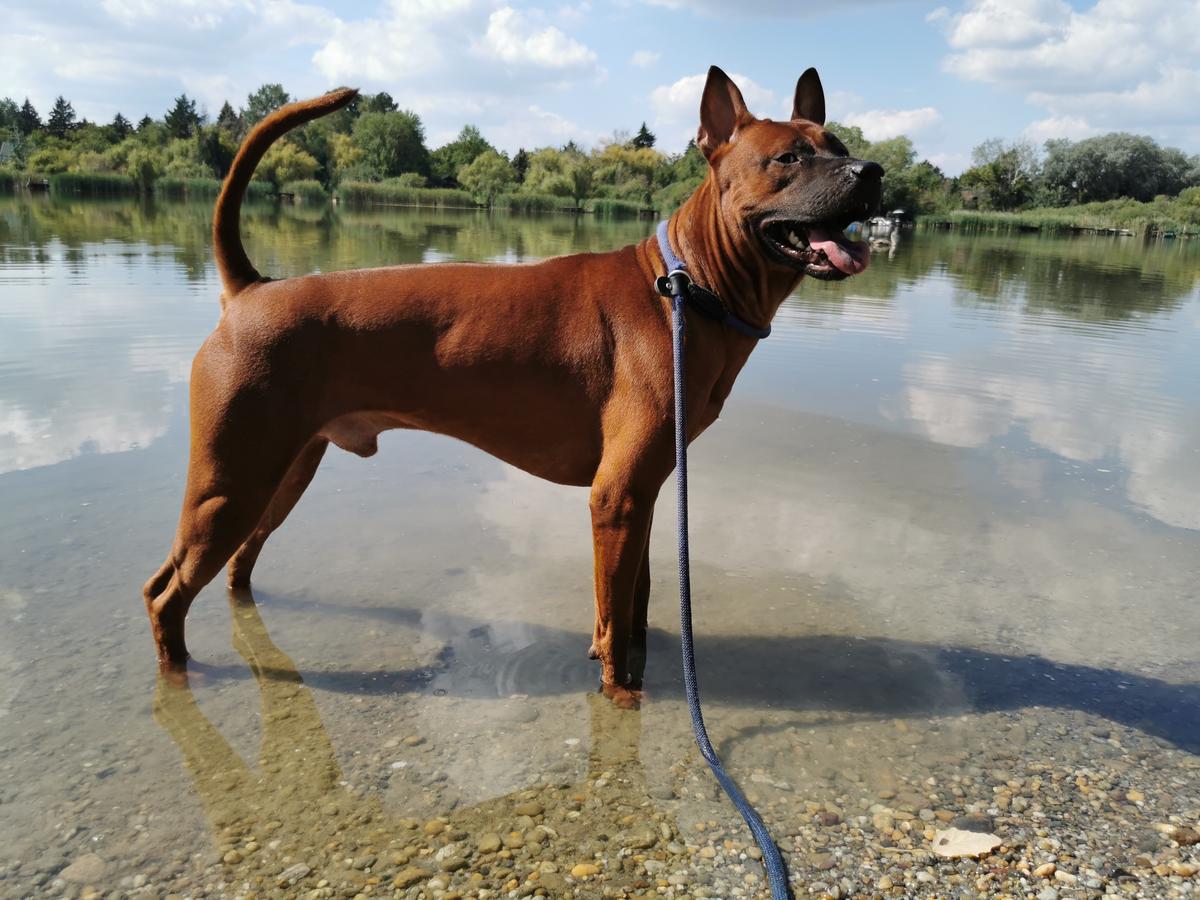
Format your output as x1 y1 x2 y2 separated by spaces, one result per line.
696 65 847 167
737 119 849 160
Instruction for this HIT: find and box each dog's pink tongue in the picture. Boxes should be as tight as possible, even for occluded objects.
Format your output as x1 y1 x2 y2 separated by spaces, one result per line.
807 227 870 274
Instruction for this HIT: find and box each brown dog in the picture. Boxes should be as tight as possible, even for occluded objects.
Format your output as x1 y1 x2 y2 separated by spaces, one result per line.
143 66 881 708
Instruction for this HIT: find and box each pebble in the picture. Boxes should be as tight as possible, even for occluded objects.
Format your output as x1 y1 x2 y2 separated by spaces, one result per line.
625 827 658 849
392 867 427 888
477 833 503 853
1174 826 1200 846
276 863 311 886
60 853 107 883
570 863 599 878
1034 862 1057 877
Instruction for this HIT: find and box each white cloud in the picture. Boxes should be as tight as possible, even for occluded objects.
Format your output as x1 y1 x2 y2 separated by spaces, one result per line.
640 0 892 14
896 319 1200 531
475 6 597 70
844 106 942 141
944 0 1069 49
649 71 776 123
936 0 1200 144
648 71 777 149
630 50 660 68
926 151 970 172
2 0 604 150
1023 115 1097 144
485 104 603 151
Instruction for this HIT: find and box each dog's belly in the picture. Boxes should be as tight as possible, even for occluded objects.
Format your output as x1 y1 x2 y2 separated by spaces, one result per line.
319 407 602 487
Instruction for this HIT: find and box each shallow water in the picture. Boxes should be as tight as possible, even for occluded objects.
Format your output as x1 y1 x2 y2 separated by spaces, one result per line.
1 195 1199 899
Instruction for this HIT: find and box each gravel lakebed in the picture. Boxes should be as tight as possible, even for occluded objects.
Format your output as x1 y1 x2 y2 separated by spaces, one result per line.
6 684 1198 900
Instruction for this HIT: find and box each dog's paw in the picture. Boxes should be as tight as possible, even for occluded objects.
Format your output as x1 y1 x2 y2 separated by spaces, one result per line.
602 681 643 710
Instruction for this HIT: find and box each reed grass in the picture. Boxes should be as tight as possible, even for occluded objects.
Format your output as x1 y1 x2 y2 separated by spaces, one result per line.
587 198 647 218
49 172 137 196
155 177 274 202
496 193 578 213
281 179 328 203
925 196 1200 236
336 180 476 208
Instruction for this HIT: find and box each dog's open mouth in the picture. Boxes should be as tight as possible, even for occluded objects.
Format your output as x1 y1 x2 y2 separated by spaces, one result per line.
760 220 871 280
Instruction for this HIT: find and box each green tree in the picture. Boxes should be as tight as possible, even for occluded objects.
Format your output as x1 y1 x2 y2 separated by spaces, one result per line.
565 157 593 208
1042 133 1192 204
458 149 515 206
244 84 290 129
253 140 320 187
512 148 529 183
430 125 494 185
362 92 398 114
110 113 133 140
137 115 154 133
197 126 234 177
46 96 76 138
0 98 19 135
18 99 41 135
164 95 200 139
824 122 872 159
216 101 240 136
351 110 429 178
592 143 662 204
960 138 1039 210
126 144 165 191
630 122 656 149
522 147 572 195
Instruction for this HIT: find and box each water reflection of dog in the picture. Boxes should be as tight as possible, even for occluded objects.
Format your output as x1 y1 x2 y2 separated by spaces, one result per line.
153 589 679 897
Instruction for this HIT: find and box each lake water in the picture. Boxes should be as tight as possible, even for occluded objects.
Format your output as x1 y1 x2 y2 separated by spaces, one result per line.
1 195 1198 899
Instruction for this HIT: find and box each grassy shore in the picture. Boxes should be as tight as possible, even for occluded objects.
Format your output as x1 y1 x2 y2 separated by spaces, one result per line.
925 193 1200 236
49 172 139 197
281 179 328 203
586 198 649 218
336 180 476 208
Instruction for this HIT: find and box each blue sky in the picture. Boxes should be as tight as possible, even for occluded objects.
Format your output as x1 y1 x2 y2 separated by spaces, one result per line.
5 0 1199 175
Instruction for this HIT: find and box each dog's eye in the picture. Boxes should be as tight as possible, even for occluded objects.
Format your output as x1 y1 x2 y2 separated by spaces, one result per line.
774 152 799 165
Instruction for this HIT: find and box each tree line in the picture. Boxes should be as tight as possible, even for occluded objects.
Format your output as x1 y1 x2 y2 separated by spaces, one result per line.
2 86 1198 214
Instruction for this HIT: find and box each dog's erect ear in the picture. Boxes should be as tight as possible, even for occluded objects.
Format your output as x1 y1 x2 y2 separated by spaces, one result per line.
792 67 825 125
698 66 753 159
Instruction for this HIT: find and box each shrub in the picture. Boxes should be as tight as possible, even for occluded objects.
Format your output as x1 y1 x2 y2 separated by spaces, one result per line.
495 192 577 213
281 179 328 203
50 172 137 196
336 180 475 207
587 198 644 218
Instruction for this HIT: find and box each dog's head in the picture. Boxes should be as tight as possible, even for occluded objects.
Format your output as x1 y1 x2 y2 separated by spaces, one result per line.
697 66 883 281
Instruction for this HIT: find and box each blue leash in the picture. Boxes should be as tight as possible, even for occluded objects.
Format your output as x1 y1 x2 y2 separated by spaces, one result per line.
657 221 791 900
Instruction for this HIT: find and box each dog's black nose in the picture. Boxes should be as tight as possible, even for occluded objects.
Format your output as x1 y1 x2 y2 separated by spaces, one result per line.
849 160 884 180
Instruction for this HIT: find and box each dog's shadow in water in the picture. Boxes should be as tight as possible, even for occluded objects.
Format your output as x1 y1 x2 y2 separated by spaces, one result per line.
197 588 1200 755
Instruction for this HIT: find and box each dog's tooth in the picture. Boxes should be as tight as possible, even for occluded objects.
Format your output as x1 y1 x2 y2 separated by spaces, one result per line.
788 230 802 247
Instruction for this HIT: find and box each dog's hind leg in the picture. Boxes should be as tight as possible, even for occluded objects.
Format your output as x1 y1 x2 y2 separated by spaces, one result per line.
227 438 329 589
143 397 309 671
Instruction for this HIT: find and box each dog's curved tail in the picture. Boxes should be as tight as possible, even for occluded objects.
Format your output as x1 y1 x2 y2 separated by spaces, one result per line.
213 87 358 297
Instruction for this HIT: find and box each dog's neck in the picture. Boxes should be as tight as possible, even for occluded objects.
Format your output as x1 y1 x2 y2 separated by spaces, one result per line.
666 178 803 332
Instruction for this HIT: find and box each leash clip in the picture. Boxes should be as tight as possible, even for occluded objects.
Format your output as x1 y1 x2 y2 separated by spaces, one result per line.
656 269 691 298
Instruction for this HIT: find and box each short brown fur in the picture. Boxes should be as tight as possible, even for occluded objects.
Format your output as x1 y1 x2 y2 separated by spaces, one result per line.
143 68 881 707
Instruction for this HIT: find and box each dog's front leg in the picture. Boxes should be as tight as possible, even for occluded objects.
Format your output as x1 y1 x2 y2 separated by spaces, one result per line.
589 459 662 709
